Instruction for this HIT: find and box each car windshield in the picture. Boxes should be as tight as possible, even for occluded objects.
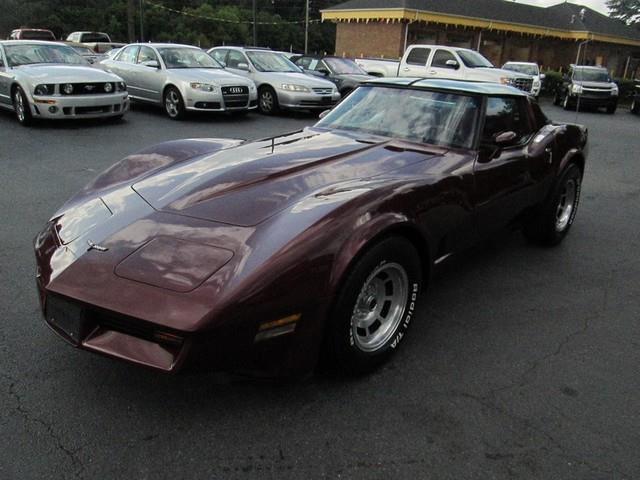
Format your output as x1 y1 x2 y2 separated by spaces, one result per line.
573 68 610 82
20 31 56 41
246 51 300 72
316 86 481 149
158 47 222 69
5 44 87 66
325 58 367 75
457 50 494 68
503 63 538 76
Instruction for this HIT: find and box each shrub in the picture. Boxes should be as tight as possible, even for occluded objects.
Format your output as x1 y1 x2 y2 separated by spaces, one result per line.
541 70 563 96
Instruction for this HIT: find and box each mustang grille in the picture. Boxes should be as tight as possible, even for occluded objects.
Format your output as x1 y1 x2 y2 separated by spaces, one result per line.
60 83 116 95
222 85 249 108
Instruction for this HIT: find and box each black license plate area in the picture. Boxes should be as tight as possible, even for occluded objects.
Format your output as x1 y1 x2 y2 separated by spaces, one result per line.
46 296 86 344
321 96 332 104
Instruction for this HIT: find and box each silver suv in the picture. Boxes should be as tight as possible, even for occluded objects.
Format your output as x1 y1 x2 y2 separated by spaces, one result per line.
208 46 340 115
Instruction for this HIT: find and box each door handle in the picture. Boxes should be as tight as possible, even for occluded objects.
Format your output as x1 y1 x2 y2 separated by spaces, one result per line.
429 70 437 75
403 67 410 71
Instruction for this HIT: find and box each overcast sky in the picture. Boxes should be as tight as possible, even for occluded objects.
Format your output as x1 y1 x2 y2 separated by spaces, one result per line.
515 0 610 16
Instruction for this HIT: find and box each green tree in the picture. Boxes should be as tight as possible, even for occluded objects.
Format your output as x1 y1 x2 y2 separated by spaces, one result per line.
606 0 640 24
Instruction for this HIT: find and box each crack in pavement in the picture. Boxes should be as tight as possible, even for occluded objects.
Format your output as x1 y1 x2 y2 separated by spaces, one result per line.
0 372 85 479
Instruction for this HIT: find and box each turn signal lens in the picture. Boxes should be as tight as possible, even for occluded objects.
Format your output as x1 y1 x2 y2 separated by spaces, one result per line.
254 314 301 343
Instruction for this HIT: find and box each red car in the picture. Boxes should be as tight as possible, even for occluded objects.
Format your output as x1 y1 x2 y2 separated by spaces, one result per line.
34 79 588 376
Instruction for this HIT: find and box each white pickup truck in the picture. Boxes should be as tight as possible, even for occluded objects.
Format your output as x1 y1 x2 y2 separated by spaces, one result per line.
356 45 534 94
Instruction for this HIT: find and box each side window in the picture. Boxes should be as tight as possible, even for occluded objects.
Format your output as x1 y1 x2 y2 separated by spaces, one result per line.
296 56 312 69
432 49 457 68
137 46 157 64
405 47 431 66
210 49 227 65
226 50 247 69
117 46 139 64
314 60 329 72
529 99 549 130
482 97 533 144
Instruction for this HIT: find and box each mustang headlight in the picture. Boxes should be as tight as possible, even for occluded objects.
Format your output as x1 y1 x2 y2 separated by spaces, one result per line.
281 84 310 92
190 82 217 93
571 84 583 94
62 83 74 95
104 82 113 93
34 84 54 96
611 85 619 96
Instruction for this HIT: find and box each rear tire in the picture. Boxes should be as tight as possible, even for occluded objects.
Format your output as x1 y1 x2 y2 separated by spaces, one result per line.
325 237 422 375
523 164 582 246
553 90 561 106
13 86 32 126
562 93 572 110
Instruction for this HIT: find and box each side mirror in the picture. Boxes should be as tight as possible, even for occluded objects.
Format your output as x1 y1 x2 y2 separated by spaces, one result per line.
316 68 330 76
237 62 250 71
445 59 459 70
494 131 517 145
142 60 160 68
319 109 331 119
539 73 546 80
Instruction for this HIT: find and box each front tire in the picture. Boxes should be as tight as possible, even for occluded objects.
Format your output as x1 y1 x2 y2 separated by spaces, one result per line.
325 237 422 374
563 93 572 110
631 98 639 115
13 86 32 126
524 164 582 246
163 86 185 120
258 86 279 115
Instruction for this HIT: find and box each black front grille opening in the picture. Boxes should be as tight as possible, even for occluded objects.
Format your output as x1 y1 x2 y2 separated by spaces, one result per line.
194 102 221 109
63 107 72 115
76 105 112 115
114 104 121 112
61 83 116 95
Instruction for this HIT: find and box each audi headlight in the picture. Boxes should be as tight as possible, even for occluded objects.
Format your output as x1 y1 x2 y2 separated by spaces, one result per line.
281 84 310 92
571 84 583 94
190 83 217 92
116 81 127 92
34 84 54 96
104 82 113 93
62 83 74 95
611 85 619 96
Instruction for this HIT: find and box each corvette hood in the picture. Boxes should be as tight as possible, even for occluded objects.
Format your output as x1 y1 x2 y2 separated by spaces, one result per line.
133 130 441 226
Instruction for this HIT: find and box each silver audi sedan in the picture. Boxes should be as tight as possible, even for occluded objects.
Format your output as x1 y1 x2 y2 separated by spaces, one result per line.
0 40 129 126
101 43 258 119
208 47 340 115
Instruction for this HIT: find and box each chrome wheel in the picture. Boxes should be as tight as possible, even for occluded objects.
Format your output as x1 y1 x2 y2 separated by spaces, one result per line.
164 90 181 117
14 91 25 122
555 178 577 232
350 262 408 352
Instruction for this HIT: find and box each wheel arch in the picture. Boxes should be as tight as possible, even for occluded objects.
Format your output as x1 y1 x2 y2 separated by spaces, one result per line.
329 217 433 299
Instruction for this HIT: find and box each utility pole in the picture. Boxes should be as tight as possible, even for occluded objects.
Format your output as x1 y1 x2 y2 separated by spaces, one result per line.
127 0 135 42
304 0 309 53
139 0 144 42
253 0 257 46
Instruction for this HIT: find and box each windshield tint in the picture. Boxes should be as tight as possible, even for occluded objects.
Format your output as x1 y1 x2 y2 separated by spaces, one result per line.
457 50 493 68
5 44 87 66
81 33 110 43
325 58 367 75
246 51 300 72
158 47 222 69
503 63 538 75
573 68 610 82
316 86 481 149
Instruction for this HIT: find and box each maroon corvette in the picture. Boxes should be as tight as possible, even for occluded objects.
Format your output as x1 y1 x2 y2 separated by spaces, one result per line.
34 78 587 376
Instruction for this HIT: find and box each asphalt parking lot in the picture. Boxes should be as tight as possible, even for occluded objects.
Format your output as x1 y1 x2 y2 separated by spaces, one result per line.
1 100 639 479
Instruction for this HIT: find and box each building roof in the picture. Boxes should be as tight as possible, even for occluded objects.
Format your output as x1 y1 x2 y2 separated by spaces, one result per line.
322 0 640 46
364 77 528 96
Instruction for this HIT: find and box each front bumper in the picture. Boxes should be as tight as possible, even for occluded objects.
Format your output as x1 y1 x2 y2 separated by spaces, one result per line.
31 92 129 119
568 93 617 107
277 89 341 110
185 88 258 112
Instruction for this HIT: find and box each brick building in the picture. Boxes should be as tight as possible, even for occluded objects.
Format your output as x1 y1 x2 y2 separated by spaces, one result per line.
321 0 640 77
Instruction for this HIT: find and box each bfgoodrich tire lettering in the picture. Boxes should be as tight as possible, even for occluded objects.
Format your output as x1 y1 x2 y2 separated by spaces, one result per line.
325 237 422 374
